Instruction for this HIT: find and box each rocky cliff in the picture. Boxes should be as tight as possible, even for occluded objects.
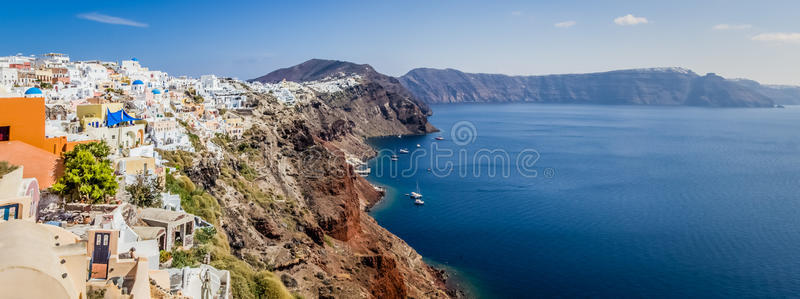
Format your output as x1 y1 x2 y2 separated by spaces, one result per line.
168 62 451 298
399 67 788 107
251 59 432 115
732 79 800 105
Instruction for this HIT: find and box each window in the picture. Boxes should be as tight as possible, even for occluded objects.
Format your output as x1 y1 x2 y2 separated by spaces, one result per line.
0 204 19 220
0 126 9 141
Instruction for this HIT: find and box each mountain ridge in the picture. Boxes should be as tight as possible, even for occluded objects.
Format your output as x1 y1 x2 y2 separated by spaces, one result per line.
399 67 794 107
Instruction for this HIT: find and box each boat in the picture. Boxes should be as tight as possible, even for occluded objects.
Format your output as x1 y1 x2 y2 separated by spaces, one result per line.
435 136 444 140
399 148 409 154
775 104 786 108
390 155 398 161
416 144 421 148
414 199 425 205
397 134 402 138
354 167 371 177
409 181 423 199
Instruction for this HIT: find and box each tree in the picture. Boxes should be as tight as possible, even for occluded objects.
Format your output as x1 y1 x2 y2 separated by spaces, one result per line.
126 172 163 208
65 141 111 162
51 142 118 204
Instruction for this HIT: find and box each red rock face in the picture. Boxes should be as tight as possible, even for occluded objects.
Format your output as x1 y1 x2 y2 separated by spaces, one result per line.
362 255 408 299
299 143 361 241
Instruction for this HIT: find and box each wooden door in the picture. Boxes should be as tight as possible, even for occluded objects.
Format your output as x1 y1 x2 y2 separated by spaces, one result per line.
91 232 110 279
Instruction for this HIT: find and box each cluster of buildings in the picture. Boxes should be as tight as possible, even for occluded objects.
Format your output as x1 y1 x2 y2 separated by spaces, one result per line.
0 54 261 299
249 74 362 105
0 54 257 152
0 53 366 299
0 93 230 298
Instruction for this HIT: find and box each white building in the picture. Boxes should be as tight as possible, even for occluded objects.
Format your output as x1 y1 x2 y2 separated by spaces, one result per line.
0 68 18 87
200 75 220 91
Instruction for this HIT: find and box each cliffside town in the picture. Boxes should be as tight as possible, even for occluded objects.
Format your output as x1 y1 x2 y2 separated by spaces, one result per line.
0 54 450 298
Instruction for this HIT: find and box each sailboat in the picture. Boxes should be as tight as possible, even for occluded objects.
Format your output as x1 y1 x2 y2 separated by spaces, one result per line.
409 181 423 200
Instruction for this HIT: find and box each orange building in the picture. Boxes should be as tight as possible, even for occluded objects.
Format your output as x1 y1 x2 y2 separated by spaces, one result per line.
0 97 47 150
0 97 91 156
0 97 95 188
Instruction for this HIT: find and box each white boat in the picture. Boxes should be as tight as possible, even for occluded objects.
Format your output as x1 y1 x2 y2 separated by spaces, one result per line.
355 167 371 177
414 199 425 205
399 148 409 154
409 181 423 199
390 155 398 161
416 144 421 148
435 136 444 140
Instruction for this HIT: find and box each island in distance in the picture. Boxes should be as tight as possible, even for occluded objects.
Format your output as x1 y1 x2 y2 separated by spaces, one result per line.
400 67 800 107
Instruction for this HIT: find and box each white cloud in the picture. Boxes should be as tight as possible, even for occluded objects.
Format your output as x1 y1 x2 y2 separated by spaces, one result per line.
77 12 148 27
554 21 576 28
713 24 752 30
751 32 800 43
614 14 648 26
511 11 523 16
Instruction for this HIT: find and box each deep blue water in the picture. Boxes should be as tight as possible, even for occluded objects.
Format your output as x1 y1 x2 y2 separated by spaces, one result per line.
367 103 800 298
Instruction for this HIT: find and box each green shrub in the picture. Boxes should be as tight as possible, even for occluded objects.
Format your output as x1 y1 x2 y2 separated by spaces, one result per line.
159 250 171 263
195 226 217 245
126 173 164 208
157 149 194 170
171 249 194 268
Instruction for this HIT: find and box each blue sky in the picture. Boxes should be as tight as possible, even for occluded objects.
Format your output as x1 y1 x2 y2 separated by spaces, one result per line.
2 0 799 84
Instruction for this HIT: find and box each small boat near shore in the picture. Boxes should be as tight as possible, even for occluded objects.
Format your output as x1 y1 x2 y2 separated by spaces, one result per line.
399 148 409 154
435 136 444 140
354 167 371 177
390 155 398 161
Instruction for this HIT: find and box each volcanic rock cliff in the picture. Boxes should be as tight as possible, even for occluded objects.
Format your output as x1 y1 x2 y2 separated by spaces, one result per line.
251 58 433 115
170 61 451 298
400 67 786 107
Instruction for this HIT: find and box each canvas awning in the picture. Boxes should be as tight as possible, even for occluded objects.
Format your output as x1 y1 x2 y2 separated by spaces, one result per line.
106 108 141 127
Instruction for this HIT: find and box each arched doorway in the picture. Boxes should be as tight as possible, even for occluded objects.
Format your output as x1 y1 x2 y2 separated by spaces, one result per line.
137 129 144 145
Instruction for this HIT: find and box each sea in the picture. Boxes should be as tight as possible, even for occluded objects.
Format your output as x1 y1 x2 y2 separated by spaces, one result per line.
366 103 800 298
